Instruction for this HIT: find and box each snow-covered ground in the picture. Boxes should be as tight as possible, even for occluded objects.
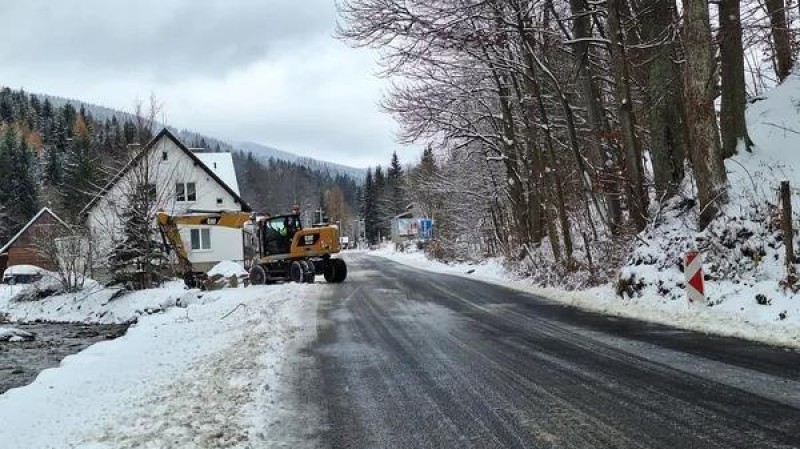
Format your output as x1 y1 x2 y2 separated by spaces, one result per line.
372 246 800 349
0 279 196 324
0 283 323 449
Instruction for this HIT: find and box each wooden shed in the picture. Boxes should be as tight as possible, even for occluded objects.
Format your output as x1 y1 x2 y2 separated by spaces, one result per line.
0 207 70 276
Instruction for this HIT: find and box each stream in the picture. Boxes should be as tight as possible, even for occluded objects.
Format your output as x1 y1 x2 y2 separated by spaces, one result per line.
0 322 129 394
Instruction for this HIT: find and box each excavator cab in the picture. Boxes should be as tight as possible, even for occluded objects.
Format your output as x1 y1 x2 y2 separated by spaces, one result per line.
259 214 302 256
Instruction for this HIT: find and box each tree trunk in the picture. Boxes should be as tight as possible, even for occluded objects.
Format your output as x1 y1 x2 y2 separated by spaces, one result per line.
683 0 729 228
765 0 793 81
607 0 648 231
637 0 687 199
567 0 623 233
514 6 574 261
719 0 752 158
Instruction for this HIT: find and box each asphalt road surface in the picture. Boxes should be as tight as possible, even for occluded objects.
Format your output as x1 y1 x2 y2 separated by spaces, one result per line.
311 253 800 449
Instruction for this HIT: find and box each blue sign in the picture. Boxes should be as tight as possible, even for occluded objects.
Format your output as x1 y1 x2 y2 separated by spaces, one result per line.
419 218 433 240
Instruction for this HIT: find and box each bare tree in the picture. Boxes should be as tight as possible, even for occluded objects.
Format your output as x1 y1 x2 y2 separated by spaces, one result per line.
33 225 90 293
763 0 793 81
683 0 729 228
719 0 753 157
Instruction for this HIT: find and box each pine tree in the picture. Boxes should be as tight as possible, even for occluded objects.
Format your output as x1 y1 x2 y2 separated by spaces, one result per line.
44 144 63 185
62 116 102 219
362 168 379 243
108 183 167 289
373 165 390 239
0 128 39 230
0 129 14 235
387 151 406 217
10 137 40 222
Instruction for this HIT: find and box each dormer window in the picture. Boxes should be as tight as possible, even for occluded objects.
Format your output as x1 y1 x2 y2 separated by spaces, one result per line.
176 182 196 202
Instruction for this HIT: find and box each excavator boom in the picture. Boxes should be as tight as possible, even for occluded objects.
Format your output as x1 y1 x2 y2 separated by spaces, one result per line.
156 210 253 287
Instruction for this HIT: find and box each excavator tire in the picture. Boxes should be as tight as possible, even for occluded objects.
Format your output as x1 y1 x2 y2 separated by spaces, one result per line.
301 260 315 283
323 259 336 283
333 258 348 283
249 265 267 286
324 258 347 283
290 261 305 283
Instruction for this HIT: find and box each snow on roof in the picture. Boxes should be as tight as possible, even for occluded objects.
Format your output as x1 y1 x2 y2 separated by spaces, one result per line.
0 207 69 254
194 152 241 196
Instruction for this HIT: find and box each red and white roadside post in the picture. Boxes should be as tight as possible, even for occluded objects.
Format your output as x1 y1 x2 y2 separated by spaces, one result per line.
684 250 705 304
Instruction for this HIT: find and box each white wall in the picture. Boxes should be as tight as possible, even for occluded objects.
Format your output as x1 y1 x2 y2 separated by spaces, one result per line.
86 135 246 270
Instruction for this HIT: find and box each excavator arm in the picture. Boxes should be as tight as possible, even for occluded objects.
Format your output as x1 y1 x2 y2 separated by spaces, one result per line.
155 210 253 287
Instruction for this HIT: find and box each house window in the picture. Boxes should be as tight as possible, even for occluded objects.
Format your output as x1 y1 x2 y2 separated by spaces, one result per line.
216 197 223 206
176 182 197 202
162 151 168 161
190 228 211 251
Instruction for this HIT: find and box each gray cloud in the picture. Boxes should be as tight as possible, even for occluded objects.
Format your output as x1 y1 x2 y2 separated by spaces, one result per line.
0 0 420 168
0 0 332 80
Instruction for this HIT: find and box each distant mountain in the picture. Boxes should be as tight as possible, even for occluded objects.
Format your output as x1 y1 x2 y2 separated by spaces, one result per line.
33 93 366 181
237 141 367 180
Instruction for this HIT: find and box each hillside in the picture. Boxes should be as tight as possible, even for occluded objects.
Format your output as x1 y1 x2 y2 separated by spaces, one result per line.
237 141 366 180
0 87 362 247
34 92 366 180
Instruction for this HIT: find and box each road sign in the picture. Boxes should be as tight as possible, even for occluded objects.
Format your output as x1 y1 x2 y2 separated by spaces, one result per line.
684 250 705 304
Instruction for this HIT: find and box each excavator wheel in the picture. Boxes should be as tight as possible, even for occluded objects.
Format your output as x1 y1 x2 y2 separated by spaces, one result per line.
333 259 348 282
301 260 315 283
324 258 347 283
290 261 305 283
249 265 267 286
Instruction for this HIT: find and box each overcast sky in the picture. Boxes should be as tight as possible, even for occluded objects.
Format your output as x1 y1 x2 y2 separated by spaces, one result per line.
0 0 418 168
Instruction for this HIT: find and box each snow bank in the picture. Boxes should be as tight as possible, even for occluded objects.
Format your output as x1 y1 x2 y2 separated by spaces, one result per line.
0 280 196 324
373 248 800 349
0 326 35 342
207 260 247 278
0 283 322 449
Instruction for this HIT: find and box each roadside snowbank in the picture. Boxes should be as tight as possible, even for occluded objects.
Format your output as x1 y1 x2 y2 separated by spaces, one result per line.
372 248 800 349
0 283 322 449
0 280 193 324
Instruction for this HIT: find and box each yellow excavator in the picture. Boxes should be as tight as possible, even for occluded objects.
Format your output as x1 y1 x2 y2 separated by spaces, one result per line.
156 209 348 288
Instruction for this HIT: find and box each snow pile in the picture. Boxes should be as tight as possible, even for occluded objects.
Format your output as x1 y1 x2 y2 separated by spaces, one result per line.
0 280 197 324
0 326 35 342
610 74 800 343
207 260 248 278
0 283 322 449
1 269 64 303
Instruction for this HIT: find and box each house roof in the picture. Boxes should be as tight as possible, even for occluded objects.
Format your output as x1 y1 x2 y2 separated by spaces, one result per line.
80 128 251 215
0 207 70 254
194 152 241 196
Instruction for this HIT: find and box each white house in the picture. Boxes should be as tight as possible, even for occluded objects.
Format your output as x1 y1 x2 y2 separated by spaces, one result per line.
81 128 252 274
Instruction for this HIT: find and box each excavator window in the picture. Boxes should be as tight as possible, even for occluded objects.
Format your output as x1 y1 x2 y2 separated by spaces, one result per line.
260 214 302 256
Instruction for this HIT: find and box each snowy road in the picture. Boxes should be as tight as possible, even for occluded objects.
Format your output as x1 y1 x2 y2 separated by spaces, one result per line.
313 253 800 449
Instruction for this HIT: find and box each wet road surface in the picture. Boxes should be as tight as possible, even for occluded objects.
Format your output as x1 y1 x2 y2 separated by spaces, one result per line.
312 253 800 449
